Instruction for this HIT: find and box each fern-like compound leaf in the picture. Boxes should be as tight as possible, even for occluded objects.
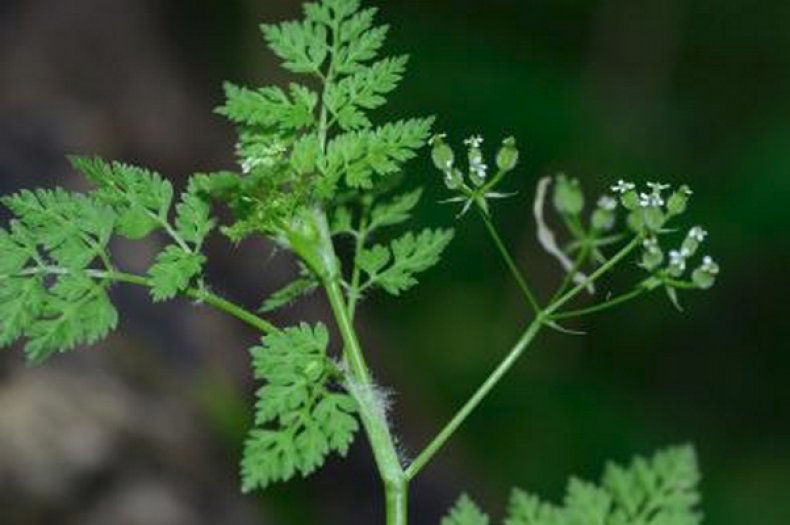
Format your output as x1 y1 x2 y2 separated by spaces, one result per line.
23 274 118 363
148 246 206 303
327 55 409 130
323 117 434 191
0 189 120 362
369 188 423 231
70 155 173 240
262 19 328 75
444 445 702 525
218 83 318 131
241 323 359 492
359 228 454 296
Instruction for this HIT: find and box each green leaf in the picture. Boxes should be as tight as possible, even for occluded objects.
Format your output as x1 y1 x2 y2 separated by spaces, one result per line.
148 246 206 302
369 188 423 230
500 445 701 525
335 8 389 74
259 272 319 313
323 117 434 191
70 156 172 240
175 180 216 248
361 228 454 296
0 275 47 348
357 244 391 276
262 19 328 74
1 188 115 268
218 83 318 131
504 489 563 525
24 274 118 363
327 55 409 130
447 446 701 525
563 478 611 525
241 323 359 492
441 494 489 525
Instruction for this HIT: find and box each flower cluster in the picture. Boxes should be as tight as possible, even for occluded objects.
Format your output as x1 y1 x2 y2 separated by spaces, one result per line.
429 133 521 215
640 223 719 290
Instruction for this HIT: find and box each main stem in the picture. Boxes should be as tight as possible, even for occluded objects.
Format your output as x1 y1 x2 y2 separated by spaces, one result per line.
313 211 408 525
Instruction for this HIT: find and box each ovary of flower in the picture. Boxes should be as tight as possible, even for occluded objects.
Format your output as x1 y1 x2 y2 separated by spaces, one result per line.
597 195 618 211
688 226 708 243
639 192 665 208
464 135 484 148
611 180 636 194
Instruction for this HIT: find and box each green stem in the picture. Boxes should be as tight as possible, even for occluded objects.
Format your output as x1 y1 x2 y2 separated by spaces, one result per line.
3 266 277 334
108 271 278 333
405 316 544 480
550 242 590 303
549 287 646 320
347 205 370 321
405 237 641 480
314 211 407 525
479 211 542 315
546 236 642 316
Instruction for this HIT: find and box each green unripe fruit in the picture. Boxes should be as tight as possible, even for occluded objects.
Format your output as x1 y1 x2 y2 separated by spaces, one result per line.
430 134 455 172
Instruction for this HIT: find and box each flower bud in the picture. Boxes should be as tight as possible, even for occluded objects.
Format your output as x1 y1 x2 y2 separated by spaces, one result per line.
641 237 664 271
692 256 719 289
667 185 692 216
552 174 584 216
496 137 519 172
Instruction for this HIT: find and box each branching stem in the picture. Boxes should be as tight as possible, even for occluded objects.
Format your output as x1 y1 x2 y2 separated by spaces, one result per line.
405 236 642 480
479 210 542 316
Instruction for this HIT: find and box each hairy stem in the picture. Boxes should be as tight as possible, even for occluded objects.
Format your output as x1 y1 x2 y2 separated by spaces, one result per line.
314 210 407 525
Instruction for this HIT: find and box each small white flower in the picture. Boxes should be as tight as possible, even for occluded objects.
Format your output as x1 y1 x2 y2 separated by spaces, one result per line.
597 195 618 211
639 192 665 208
647 182 671 193
701 256 720 274
470 158 488 180
688 226 708 243
643 237 660 253
464 135 484 148
669 249 687 272
429 133 447 146
611 180 635 194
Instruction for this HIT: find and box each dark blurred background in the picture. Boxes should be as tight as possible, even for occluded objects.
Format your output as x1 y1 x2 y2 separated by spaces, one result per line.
0 0 787 523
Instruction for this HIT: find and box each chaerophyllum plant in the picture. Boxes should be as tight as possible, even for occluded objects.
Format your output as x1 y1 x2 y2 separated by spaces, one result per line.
0 0 719 523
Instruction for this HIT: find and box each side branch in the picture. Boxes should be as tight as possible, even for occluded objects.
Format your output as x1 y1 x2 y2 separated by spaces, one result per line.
2 266 277 334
